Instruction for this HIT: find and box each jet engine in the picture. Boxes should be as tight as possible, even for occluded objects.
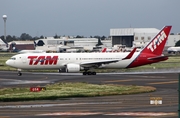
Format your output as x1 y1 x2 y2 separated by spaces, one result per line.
66 63 81 72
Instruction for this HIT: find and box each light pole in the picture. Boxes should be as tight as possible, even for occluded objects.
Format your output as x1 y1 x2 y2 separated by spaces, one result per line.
2 15 7 41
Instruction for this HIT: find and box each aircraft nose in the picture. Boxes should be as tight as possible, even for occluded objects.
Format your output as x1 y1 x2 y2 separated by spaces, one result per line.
6 60 10 66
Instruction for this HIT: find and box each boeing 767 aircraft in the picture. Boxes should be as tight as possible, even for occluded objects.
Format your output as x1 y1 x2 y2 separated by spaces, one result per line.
6 26 172 76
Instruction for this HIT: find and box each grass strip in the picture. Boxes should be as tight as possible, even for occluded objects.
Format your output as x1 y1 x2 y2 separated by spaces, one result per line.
0 82 156 102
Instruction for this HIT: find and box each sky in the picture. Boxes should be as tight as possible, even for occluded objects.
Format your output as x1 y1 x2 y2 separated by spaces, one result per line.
0 0 179 37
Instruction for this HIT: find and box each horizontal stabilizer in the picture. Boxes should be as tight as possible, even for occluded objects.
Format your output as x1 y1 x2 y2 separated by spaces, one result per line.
148 55 168 61
122 48 137 60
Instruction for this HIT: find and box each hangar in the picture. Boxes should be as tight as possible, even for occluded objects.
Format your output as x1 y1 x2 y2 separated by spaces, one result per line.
110 28 160 48
8 41 35 52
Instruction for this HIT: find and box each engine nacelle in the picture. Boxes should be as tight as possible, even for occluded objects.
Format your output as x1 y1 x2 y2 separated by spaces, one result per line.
66 63 80 73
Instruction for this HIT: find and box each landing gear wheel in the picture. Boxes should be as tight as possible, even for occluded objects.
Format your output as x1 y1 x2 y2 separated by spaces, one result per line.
87 72 92 75
18 72 22 76
92 72 96 75
17 69 22 76
82 71 96 75
58 69 61 73
83 72 87 75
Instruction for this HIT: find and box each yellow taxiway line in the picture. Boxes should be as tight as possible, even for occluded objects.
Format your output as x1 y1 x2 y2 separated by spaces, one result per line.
148 81 178 85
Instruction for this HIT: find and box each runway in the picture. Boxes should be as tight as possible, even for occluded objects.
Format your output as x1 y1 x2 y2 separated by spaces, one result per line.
0 71 178 117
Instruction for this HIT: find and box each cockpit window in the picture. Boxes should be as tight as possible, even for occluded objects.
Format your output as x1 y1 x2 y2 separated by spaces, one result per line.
10 57 16 60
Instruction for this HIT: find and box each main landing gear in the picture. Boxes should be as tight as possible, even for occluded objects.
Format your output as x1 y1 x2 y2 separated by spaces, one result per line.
17 69 22 76
82 71 96 75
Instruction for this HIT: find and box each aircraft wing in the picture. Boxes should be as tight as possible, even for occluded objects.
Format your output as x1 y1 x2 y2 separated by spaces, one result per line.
80 59 119 67
79 48 137 67
62 48 137 68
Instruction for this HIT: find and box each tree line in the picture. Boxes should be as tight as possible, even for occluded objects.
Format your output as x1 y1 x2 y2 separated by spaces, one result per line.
0 33 109 43
0 33 44 43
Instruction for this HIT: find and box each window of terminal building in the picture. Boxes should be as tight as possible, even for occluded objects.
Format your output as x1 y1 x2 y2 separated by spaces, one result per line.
141 37 144 40
148 36 151 40
135 37 138 40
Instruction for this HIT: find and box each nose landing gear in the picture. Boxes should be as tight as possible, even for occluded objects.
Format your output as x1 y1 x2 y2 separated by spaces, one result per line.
17 69 22 76
18 72 22 76
83 71 96 75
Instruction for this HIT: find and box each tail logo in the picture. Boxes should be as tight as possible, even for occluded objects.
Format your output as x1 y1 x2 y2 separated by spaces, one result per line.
147 31 167 52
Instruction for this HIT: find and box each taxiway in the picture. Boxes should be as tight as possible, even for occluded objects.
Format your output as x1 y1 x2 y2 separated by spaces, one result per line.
0 71 178 117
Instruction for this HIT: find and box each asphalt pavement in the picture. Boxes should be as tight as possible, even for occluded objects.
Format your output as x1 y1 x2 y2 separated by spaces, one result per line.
0 71 178 118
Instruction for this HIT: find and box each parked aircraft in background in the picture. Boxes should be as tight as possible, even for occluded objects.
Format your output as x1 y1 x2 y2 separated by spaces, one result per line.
0 38 46 53
100 46 142 53
13 46 46 54
100 45 142 53
167 46 180 54
17 50 46 54
6 26 172 76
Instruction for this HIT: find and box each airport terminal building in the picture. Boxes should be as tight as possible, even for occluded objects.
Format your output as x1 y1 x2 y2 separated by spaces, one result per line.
110 28 159 48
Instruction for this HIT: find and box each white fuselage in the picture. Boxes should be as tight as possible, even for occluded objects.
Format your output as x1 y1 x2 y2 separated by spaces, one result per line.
6 52 140 70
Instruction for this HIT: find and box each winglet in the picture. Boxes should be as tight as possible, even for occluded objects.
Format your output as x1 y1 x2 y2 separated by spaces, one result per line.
148 55 168 61
122 47 137 60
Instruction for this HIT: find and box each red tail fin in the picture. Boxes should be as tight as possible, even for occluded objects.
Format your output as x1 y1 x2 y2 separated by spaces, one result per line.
101 48 107 52
141 26 172 55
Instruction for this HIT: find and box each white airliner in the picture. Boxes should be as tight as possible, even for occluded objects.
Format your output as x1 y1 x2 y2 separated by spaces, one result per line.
6 26 172 76
167 46 180 54
17 50 46 54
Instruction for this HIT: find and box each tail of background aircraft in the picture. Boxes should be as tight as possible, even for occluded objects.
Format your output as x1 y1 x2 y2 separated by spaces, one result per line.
0 38 28 52
101 48 107 52
0 38 4 44
0 38 9 51
140 26 172 55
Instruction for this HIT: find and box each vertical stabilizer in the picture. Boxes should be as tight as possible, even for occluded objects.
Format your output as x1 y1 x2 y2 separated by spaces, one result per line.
140 26 172 55
127 26 172 68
